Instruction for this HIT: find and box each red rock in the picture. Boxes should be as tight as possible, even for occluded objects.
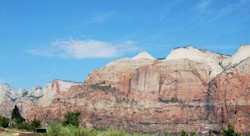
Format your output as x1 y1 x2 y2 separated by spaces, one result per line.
2 46 250 134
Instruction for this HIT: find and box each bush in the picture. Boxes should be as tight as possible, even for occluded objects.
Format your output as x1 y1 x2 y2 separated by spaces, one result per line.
17 121 31 130
180 130 197 136
72 127 97 136
30 119 41 130
222 123 241 136
0 115 9 128
63 111 80 127
158 97 184 104
181 130 189 136
102 127 129 136
90 82 116 92
47 122 64 136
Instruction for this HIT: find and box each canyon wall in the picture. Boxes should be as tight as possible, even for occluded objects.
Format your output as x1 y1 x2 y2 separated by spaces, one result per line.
0 45 249 134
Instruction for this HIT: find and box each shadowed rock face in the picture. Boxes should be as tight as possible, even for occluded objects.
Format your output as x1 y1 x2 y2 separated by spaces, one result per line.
1 46 250 134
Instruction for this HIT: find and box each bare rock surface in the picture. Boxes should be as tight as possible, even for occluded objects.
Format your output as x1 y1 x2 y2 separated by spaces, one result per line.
0 45 249 134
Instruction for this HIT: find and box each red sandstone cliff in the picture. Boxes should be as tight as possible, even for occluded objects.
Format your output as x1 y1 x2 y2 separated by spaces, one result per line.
0 46 249 134
24 46 250 134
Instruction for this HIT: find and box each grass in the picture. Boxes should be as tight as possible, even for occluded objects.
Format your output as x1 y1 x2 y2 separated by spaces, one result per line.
38 123 155 136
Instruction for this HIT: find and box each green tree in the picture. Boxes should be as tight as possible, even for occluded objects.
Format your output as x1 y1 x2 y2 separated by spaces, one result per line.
11 105 25 123
190 131 197 136
30 119 41 130
222 123 241 136
63 111 80 127
0 115 9 128
181 130 189 136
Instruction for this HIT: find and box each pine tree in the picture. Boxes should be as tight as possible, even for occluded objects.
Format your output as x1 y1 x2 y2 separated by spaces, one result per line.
11 105 25 123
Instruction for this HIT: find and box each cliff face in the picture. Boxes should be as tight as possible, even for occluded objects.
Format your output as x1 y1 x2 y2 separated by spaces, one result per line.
1 45 249 134
25 45 250 134
0 80 80 118
0 84 16 117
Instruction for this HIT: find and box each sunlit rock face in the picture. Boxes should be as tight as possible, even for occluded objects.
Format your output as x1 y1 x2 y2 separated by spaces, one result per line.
25 45 250 134
0 84 17 117
0 80 80 118
1 45 249 134
37 80 81 106
222 45 250 68
165 46 230 78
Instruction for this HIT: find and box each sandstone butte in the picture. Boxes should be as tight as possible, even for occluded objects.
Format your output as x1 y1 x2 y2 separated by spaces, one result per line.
0 45 249 135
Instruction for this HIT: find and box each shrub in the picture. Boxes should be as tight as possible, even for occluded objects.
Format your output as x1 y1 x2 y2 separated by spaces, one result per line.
181 130 189 136
72 127 97 136
90 82 116 92
63 111 81 127
158 97 184 104
190 131 197 136
222 123 241 136
0 115 9 128
103 128 129 136
16 121 31 130
180 130 197 136
47 122 64 136
30 119 41 130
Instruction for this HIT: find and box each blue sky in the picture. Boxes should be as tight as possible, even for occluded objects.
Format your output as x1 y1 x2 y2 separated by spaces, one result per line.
0 0 250 91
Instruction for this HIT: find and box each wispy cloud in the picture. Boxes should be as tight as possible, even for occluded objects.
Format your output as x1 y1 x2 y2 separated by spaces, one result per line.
240 0 250 3
88 11 115 24
188 0 248 29
125 40 135 45
197 0 212 10
27 39 138 59
207 1 248 23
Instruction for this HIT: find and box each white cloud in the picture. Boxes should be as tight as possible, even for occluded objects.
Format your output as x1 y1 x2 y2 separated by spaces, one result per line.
28 39 138 59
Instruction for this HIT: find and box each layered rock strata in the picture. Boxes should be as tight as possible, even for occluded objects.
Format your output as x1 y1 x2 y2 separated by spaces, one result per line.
1 45 249 134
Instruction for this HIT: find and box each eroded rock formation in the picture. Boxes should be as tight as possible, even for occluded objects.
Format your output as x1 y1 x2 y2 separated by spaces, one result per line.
0 45 249 134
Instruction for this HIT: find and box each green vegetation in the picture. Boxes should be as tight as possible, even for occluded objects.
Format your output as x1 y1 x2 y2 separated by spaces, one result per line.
0 115 9 128
90 82 116 92
63 111 80 127
0 109 247 136
30 119 41 130
46 123 153 136
158 97 184 104
11 105 25 124
181 130 197 136
0 105 41 131
222 123 242 136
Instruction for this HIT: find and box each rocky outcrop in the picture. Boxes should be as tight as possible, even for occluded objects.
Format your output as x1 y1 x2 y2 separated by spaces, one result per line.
1 45 249 134
35 80 80 107
212 57 250 133
25 45 250 134
165 46 230 78
0 80 80 118
0 84 16 117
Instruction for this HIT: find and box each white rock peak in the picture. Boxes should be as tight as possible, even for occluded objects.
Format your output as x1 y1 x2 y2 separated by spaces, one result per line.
132 51 155 60
165 46 229 78
223 45 250 67
0 83 17 103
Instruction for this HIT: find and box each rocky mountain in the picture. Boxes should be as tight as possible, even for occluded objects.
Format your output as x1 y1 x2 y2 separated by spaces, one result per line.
0 84 17 117
0 80 80 118
0 45 249 134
